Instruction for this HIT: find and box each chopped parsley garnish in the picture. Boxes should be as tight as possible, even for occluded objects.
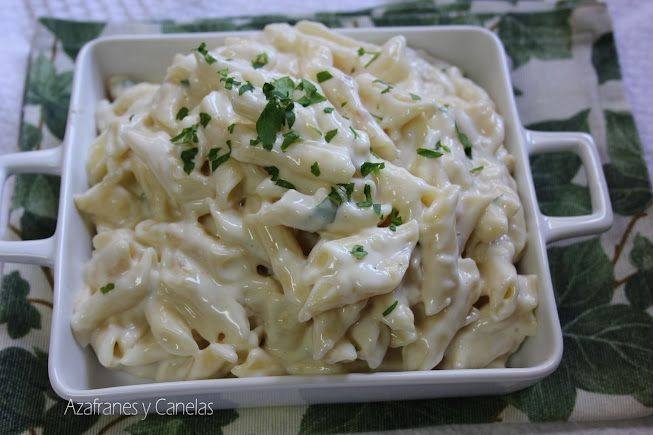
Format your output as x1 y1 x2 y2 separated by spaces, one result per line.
440 104 449 113
199 112 211 128
470 165 484 173
176 107 189 121
325 129 338 143
181 147 199 174
416 148 443 159
370 147 381 158
389 207 403 231
220 76 242 90
311 161 321 176
265 77 295 100
275 178 296 190
227 123 236 134
281 131 302 151
316 71 333 83
99 283 115 294
209 140 232 171
180 79 190 86
195 42 216 64
373 203 382 216
252 52 269 69
129 114 134 121
382 300 398 316
239 81 254 95
350 244 368 260
257 100 287 151
361 162 385 177
217 68 228 77
357 47 381 68
171 124 199 144
456 123 473 159
409 93 422 100
349 126 359 139
373 79 393 94
356 184 373 208
324 107 334 114
250 137 261 146
371 113 383 121
327 186 342 206
342 115 350 120
341 101 348 108
338 182 354 201
295 79 327 107
264 166 280 181
312 126 322 136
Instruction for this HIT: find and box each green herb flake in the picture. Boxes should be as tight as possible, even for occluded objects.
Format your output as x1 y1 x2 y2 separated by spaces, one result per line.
470 166 484 174
281 131 302 151
382 300 398 316
416 148 443 159
324 107 335 114
312 126 323 137
317 71 333 83
275 178 296 190
390 207 403 228
195 42 216 64
209 141 232 172
252 52 269 69
264 166 280 181
311 161 321 177
356 184 373 208
250 137 261 146
357 47 381 68
327 186 342 206
181 147 199 174
373 79 393 94
99 283 115 294
341 101 348 108
199 112 211 128
350 244 368 260
296 79 327 107
129 114 134 121
220 76 242 90
370 147 381 159
176 107 189 121
239 81 254 95
217 68 228 77
171 124 199 144
456 123 473 159
373 203 382 216
371 113 383 121
409 93 422 100
257 99 286 151
349 126 359 139
325 129 338 143
338 182 355 201
180 79 190 87
227 123 236 134
361 161 385 177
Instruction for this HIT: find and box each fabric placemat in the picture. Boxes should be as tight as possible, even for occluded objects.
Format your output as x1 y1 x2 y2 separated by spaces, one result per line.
1 0 651 433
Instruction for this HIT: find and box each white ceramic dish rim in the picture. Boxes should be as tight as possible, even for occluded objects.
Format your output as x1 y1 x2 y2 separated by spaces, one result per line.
0 25 613 408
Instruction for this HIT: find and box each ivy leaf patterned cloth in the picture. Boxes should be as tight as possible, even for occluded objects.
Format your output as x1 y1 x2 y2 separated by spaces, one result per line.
1 1 652 433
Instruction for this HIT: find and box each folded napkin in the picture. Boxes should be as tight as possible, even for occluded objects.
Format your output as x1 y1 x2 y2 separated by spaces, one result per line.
1 1 651 434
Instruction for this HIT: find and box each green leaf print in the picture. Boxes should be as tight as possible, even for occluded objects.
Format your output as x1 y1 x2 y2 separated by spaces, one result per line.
498 9 573 69
39 18 106 60
26 54 73 140
527 109 591 216
0 347 50 434
625 234 653 311
11 173 60 240
504 360 576 421
544 238 653 409
592 32 621 84
19 122 43 152
371 1 494 27
125 410 238 434
0 271 41 339
299 397 506 434
603 110 653 215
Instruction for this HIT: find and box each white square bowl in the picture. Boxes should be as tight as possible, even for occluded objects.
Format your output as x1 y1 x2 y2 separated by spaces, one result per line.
0 25 613 409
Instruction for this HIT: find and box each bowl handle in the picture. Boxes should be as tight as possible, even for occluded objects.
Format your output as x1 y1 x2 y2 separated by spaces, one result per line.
0 146 63 267
524 130 613 243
